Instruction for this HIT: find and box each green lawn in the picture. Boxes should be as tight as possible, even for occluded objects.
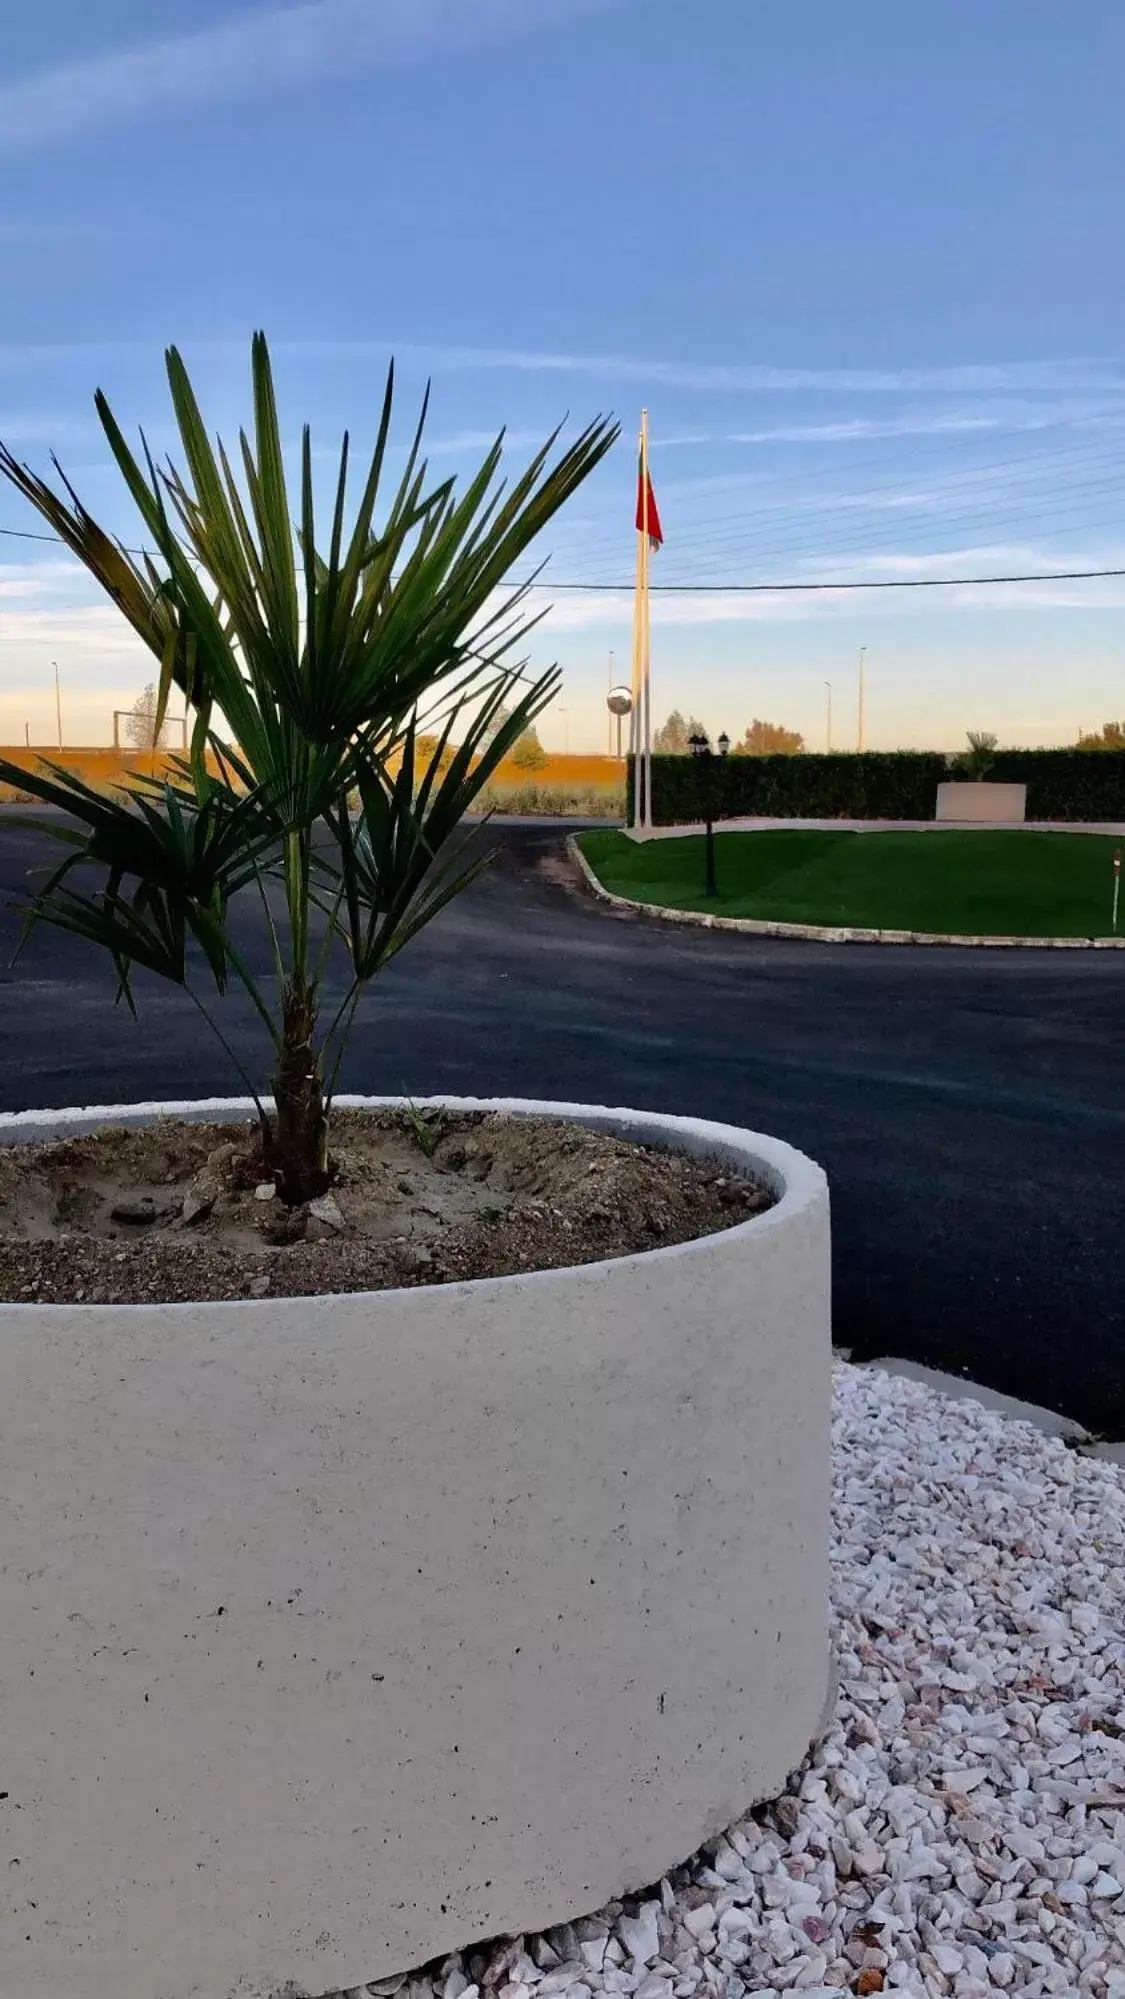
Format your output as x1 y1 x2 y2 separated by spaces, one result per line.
577 828 1125 937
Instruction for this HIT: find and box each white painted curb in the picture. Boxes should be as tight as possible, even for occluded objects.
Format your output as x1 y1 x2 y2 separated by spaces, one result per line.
0 1095 832 1999
569 834 1125 949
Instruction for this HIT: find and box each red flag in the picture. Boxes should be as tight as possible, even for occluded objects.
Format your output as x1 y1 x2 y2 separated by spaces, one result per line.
636 456 663 550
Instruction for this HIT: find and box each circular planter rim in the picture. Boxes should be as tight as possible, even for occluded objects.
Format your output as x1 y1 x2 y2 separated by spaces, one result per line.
0 1093 826 1313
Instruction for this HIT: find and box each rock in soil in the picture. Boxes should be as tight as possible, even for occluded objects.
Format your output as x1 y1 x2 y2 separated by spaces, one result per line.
0 1110 773 1306
308 1191 347 1232
108 1193 181 1225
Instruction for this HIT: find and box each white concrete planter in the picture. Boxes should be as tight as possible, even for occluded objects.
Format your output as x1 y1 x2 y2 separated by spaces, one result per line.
0 1096 832 1999
935 780 1027 823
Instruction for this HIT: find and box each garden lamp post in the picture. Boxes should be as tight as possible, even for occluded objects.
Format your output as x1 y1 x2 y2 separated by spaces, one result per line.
689 729 730 898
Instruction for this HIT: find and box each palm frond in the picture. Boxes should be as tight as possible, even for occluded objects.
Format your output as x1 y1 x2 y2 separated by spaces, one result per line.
0 335 616 1171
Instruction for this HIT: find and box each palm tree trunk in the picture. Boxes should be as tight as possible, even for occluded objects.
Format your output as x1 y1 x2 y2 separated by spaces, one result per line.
267 985 330 1205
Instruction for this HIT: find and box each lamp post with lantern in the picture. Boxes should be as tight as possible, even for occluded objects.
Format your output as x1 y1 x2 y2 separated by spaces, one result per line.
689 729 730 898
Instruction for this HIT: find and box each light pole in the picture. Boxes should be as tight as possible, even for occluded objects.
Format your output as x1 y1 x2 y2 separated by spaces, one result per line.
53 661 62 749
689 729 730 898
558 706 571 754
857 646 867 752
824 680 833 753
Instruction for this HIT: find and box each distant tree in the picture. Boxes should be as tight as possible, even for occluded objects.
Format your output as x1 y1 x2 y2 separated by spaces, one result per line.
414 734 457 778
511 724 549 770
479 700 513 746
1077 720 1125 750
954 729 999 779
654 709 707 753
124 682 170 750
734 718 804 756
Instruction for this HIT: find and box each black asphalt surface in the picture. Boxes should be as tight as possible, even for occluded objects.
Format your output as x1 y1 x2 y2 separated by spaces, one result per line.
1 815 1122 1433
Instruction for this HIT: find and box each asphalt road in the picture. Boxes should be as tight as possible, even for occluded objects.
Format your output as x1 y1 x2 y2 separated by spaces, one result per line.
1 815 1123 1433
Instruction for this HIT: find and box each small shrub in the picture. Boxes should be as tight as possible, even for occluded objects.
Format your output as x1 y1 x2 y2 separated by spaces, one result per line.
511 726 549 771
474 782 625 818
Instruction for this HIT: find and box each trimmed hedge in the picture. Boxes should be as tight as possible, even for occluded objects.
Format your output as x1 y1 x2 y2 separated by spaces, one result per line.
988 750 1125 821
635 750 1125 825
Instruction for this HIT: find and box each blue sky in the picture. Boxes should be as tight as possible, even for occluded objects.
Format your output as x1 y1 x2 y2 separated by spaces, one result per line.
2 0 1125 749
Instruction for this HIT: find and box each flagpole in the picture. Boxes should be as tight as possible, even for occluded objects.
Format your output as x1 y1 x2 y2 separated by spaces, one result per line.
630 409 647 833
641 409 653 832
630 514 644 829
629 408 658 835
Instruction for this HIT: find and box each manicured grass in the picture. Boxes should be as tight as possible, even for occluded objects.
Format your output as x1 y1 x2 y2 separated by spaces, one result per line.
577 828 1125 937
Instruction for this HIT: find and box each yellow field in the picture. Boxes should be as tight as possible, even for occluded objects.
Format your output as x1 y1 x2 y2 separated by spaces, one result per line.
486 753 625 792
0 748 200 801
0 748 627 811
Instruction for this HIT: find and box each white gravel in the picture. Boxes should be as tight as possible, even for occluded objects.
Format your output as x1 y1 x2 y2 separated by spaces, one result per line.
334 1361 1125 1999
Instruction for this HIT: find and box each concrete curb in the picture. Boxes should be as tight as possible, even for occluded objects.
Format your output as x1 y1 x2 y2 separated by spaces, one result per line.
854 1358 1091 1442
626 816 1125 841
567 835 1125 949
853 1357 1125 1455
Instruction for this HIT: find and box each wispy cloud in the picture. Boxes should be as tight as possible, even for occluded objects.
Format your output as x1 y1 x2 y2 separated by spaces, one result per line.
414 427 549 456
512 536 1125 631
0 559 87 602
651 430 713 448
814 542 1090 577
0 0 619 153
301 343 1125 399
0 604 152 744
0 415 78 443
724 403 1125 444
529 573 1125 630
2 334 1122 407
646 416 1063 447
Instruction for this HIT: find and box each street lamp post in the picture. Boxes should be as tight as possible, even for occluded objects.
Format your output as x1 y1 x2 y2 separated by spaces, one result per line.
824 680 833 753
689 729 730 898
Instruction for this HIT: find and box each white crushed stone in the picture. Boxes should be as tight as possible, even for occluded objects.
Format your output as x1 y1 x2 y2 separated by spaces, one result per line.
329 1362 1125 1999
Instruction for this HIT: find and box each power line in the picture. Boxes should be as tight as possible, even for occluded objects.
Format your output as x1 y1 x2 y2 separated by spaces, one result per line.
1 524 83 546
1 423 1102 566
631 499 1125 585
637 471 1125 567
524 448 1125 584
531 439 1125 589
0 522 154 557
541 459 1125 581
540 429 1125 562
523 567 1125 594
4 521 1124 595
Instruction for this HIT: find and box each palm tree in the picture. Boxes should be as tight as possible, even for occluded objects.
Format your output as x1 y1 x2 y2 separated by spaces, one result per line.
958 730 999 780
0 334 617 1203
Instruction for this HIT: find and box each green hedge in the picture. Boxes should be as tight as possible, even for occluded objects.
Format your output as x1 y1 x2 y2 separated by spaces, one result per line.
634 750 1125 825
988 750 1125 821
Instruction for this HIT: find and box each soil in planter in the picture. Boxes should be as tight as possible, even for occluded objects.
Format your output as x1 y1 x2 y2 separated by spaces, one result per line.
0 1110 774 1305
